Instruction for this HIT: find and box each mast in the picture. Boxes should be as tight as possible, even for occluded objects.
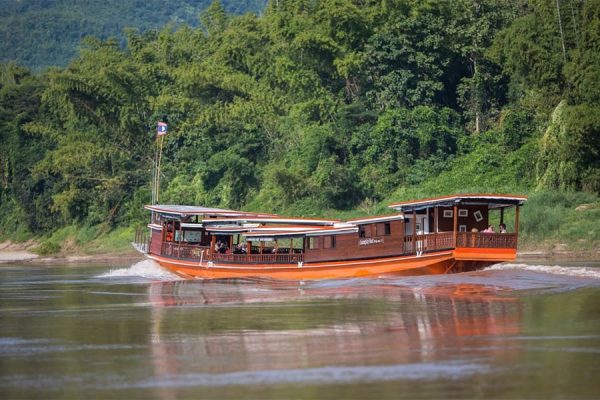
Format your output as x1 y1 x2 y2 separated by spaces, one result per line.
152 120 168 204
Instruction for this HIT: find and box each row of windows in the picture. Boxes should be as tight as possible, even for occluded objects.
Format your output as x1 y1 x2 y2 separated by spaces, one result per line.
359 222 391 238
309 236 336 249
309 222 393 249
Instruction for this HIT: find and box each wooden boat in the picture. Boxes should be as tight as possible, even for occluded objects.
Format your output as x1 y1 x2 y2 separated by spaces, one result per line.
133 194 527 280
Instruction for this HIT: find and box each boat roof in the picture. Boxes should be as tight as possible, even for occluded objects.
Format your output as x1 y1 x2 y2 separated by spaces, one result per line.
346 214 405 225
388 194 528 212
144 204 275 218
202 216 339 226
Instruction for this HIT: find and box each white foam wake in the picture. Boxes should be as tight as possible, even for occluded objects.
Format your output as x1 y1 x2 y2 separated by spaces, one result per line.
486 263 600 279
96 259 182 281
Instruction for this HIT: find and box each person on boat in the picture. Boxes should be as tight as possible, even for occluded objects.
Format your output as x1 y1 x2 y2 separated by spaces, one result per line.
483 225 495 233
215 240 228 253
499 223 507 233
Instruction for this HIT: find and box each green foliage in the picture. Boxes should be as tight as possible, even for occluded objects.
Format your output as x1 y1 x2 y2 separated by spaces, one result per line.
0 0 267 71
34 241 61 256
537 102 600 192
520 191 600 249
1 0 600 252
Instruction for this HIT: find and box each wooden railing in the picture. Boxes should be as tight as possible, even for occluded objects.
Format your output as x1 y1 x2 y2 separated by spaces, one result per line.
404 232 454 254
456 232 517 248
162 242 210 259
159 241 303 264
403 231 516 255
211 253 304 264
155 231 517 262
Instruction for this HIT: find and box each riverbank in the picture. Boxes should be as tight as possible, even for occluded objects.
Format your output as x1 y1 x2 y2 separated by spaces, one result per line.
0 240 143 265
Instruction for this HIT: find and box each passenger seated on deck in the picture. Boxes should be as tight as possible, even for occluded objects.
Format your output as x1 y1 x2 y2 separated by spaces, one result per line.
233 244 246 254
215 240 228 253
482 225 495 233
471 228 479 233
499 223 507 233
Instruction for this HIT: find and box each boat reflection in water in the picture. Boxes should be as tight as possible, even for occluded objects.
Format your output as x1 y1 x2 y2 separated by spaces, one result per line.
146 279 522 390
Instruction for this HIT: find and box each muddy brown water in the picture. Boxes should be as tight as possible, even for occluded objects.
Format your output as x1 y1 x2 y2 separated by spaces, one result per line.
1 260 600 399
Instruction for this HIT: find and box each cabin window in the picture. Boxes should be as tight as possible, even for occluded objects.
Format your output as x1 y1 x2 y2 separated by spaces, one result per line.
376 222 392 236
458 209 468 217
324 235 336 249
309 237 320 249
184 230 202 243
459 225 467 232
443 210 453 218
359 225 366 238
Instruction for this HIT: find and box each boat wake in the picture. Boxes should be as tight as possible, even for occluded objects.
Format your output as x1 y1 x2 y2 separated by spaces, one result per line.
95 259 182 282
485 263 600 279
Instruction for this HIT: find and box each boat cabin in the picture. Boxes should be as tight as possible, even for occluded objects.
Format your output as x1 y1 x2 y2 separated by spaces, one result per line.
133 194 527 266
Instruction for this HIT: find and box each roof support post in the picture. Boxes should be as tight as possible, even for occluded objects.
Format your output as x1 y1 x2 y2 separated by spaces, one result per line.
453 204 458 248
515 206 520 239
412 210 416 254
434 206 438 249
289 239 293 255
246 240 251 256
211 235 216 254
500 208 505 225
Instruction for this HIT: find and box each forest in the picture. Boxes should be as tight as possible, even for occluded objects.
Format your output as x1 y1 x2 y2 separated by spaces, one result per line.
0 0 599 253
0 0 266 70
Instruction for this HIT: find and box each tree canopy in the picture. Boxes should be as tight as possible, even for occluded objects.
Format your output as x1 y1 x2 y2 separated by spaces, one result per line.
1 0 599 237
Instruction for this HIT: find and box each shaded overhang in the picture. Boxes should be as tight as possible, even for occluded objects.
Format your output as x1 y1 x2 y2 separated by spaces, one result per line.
346 213 405 225
242 225 358 241
202 216 339 226
144 204 276 219
388 194 528 212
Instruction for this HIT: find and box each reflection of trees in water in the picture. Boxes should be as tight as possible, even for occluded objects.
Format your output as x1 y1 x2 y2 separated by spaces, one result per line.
147 280 522 379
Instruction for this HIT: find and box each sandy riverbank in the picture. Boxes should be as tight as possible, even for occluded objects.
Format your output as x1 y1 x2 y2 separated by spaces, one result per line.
0 240 143 265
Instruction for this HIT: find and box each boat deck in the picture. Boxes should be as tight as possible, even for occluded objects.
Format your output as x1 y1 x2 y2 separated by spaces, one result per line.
137 231 517 265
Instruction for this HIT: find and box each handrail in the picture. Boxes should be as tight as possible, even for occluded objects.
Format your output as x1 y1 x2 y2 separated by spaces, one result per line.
160 241 303 264
162 242 210 259
404 232 454 254
403 231 516 255
456 232 517 248
156 231 517 262
211 253 304 264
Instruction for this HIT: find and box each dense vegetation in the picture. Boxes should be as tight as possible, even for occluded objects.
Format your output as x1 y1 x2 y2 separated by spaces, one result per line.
1 0 599 253
0 0 266 70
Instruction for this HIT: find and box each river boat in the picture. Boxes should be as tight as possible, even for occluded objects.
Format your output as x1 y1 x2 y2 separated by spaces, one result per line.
133 194 527 280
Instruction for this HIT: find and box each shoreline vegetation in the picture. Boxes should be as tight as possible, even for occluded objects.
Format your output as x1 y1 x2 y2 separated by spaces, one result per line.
1 1 600 258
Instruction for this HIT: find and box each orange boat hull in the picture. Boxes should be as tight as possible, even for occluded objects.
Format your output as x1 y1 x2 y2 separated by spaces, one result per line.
147 248 516 280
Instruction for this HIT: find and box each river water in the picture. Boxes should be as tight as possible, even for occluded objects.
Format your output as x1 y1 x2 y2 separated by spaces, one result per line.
1 259 600 399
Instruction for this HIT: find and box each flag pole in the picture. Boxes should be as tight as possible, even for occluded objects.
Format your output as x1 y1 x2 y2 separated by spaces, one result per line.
155 134 165 204
152 133 158 204
154 120 168 204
